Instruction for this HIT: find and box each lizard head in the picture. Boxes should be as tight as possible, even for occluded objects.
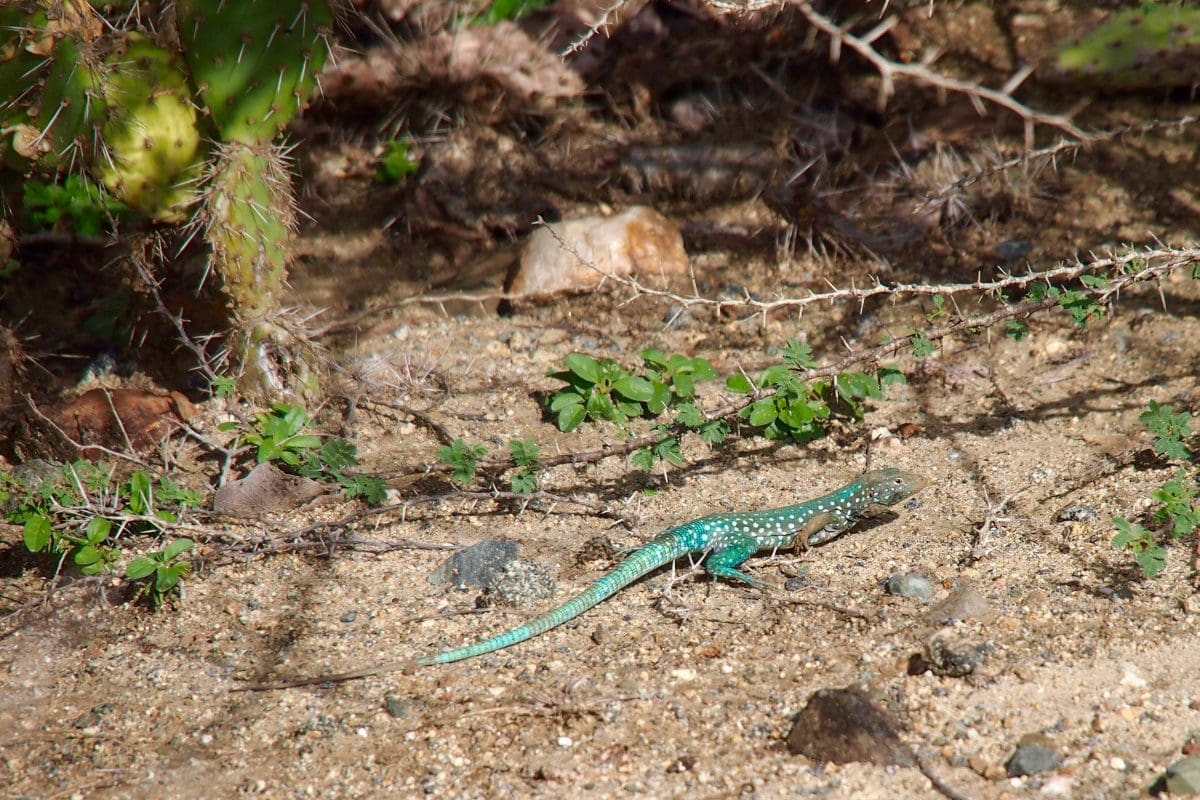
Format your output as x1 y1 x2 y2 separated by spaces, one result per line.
859 468 927 506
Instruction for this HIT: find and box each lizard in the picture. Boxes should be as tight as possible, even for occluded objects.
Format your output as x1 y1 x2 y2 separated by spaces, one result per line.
236 467 925 690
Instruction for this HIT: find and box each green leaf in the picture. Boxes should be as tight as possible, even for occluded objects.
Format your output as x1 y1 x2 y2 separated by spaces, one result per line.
549 391 582 412
759 364 791 387
653 438 685 467
344 475 388 506
128 471 153 515
1005 319 1029 341
646 381 672 415
85 516 112 544
640 348 668 368
74 544 102 566
509 438 540 467
699 420 729 444
613 375 654 402
125 557 157 580
1136 545 1167 578
675 403 705 428
673 372 695 398
155 564 186 592
565 353 603 384
630 447 655 472
782 338 818 369
286 435 322 452
376 138 419 183
23 514 52 553
557 403 586 432
163 538 194 560
688 359 718 382
319 438 358 470
586 389 618 421
436 440 488 484
614 401 642 419
837 372 881 401
748 399 778 427
510 468 538 494
878 366 906 389
911 334 937 359
1079 274 1107 288
726 374 755 394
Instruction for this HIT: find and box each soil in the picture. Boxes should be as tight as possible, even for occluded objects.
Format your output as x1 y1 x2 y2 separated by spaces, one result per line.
3 2 1200 799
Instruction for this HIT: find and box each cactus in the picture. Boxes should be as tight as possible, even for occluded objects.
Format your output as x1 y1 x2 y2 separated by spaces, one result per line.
1052 4 1200 90
0 0 338 399
175 0 334 144
96 33 203 222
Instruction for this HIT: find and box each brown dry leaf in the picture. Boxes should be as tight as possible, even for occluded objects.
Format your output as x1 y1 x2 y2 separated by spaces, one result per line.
213 462 325 517
16 388 195 461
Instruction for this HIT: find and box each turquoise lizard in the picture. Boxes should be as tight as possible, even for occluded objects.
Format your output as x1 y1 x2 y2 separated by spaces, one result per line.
238 468 925 689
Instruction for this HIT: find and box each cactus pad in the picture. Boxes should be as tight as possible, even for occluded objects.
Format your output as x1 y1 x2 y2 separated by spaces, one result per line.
1053 4 1200 90
96 33 203 222
175 0 334 144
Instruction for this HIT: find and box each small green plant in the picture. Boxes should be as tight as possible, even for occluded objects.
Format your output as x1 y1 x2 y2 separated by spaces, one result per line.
1029 279 1105 328
5 461 203 603
297 438 389 505
1140 401 1192 462
376 138 419 183
125 538 195 607
437 439 489 485
1112 402 1197 577
226 403 323 465
210 374 238 399
547 349 719 433
508 438 540 494
22 175 130 236
222 403 387 505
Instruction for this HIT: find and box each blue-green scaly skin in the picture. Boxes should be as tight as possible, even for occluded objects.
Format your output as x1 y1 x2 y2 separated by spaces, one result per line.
416 468 926 666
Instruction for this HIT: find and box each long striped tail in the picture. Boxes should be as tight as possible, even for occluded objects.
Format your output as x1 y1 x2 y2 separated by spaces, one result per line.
415 534 685 666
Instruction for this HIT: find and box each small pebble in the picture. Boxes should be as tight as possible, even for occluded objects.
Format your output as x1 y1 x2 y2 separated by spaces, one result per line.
340 611 358 623
1005 735 1061 777
1149 754 1200 796
557 736 573 748
384 696 409 718
886 572 933 600
928 583 991 624
996 239 1031 263
1055 504 1099 523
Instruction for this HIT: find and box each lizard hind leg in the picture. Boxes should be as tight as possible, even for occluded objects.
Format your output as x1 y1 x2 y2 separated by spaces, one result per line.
704 536 778 591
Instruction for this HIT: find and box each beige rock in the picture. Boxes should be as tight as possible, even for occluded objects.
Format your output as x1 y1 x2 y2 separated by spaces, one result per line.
509 206 688 296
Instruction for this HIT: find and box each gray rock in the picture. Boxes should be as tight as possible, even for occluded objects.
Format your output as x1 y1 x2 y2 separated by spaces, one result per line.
928 583 991 624
886 572 933 600
485 560 556 608
429 539 518 588
384 695 409 718
996 239 1031 263
910 634 992 678
1005 734 1061 777
340 611 357 623
1150 754 1200 796
1055 504 1099 523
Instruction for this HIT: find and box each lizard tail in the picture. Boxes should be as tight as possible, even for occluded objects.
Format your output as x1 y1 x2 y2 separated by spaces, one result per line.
414 536 681 666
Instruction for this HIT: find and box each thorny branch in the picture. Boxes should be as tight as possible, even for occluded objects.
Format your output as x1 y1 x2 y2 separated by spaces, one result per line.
391 243 1199 481
704 0 1088 144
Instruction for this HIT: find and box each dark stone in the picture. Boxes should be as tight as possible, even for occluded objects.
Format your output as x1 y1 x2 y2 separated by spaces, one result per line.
428 539 518 588
786 687 914 767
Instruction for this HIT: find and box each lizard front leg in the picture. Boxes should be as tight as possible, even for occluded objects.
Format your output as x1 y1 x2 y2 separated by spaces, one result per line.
704 535 778 591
